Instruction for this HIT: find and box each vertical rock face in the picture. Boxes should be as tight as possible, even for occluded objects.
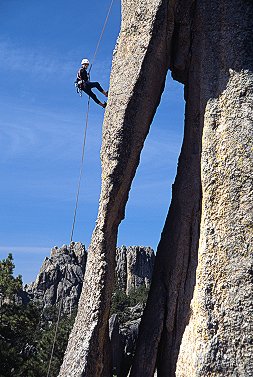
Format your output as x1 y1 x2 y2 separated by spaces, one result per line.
25 242 86 314
116 246 155 294
133 1 253 377
175 2 253 376
109 308 142 377
131 0 203 374
176 67 253 376
60 0 253 376
59 1 170 376
25 244 154 314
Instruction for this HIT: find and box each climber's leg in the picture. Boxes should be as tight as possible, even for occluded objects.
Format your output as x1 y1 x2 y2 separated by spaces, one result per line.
82 85 100 104
82 85 106 108
86 81 108 97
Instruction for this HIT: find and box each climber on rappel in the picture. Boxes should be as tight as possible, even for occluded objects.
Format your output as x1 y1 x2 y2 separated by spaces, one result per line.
75 58 108 108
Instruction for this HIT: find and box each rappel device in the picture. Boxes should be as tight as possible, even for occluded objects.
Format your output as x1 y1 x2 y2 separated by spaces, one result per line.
74 79 83 96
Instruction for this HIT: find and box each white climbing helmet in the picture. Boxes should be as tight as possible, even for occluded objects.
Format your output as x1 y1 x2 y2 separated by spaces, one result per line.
81 58 90 65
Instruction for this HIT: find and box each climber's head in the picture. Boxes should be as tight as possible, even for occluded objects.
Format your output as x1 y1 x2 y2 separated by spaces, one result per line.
81 58 90 68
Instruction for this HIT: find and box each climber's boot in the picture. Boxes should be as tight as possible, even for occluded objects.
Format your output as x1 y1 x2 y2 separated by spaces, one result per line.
99 101 107 109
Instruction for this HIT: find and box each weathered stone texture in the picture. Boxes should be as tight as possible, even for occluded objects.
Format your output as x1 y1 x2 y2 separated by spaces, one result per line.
59 0 253 376
59 1 170 375
25 242 86 314
110 306 143 377
130 1 202 374
116 246 155 294
131 1 253 376
25 244 154 315
175 2 253 376
176 73 253 376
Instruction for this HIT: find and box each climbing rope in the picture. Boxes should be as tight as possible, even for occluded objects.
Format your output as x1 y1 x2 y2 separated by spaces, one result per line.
71 0 115 243
46 1 115 376
88 0 115 74
70 97 91 243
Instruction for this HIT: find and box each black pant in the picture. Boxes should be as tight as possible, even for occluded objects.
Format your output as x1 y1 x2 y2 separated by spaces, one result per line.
82 81 104 104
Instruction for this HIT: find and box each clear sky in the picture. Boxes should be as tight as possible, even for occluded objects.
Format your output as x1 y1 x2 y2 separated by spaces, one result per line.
0 0 184 283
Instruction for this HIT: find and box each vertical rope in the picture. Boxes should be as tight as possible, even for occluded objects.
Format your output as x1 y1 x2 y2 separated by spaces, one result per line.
70 97 91 243
89 0 115 74
46 266 67 377
46 97 90 376
46 1 115 375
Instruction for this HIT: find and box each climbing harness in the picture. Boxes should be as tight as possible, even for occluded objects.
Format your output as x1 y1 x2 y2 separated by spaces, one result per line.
46 1 115 376
75 80 83 96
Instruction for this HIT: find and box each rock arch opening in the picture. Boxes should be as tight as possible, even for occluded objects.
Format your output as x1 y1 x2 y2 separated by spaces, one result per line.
117 72 184 249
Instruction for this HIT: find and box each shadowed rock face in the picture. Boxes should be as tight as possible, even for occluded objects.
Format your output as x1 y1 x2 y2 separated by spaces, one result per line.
25 242 86 314
60 0 253 376
24 244 154 315
131 2 253 377
109 305 144 377
116 246 155 294
59 1 170 376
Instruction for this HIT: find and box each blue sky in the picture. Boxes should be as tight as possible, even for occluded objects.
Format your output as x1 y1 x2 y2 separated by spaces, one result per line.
0 0 184 283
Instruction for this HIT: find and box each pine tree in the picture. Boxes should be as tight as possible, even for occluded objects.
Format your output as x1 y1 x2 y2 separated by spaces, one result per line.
0 252 77 376
0 253 22 303
0 253 41 376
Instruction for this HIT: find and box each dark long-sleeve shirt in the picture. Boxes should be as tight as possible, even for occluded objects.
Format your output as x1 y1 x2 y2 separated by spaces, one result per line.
77 67 89 82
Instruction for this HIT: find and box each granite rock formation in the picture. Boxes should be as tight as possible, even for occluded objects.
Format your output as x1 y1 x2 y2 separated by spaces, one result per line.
25 242 86 314
59 1 169 374
25 244 154 315
20 243 153 375
109 305 143 377
116 246 155 294
132 3 253 377
60 0 253 376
